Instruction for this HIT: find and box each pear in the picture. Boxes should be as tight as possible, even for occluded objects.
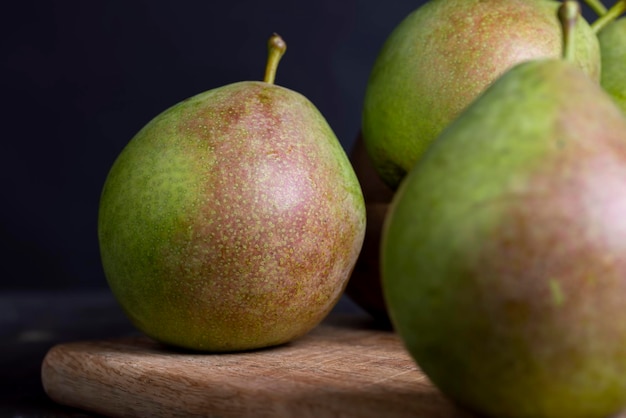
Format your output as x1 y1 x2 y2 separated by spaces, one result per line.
98 34 366 352
598 16 626 113
362 0 601 189
344 132 393 324
383 2 626 417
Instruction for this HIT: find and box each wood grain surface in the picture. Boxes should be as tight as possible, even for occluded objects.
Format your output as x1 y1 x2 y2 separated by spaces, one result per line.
41 315 475 418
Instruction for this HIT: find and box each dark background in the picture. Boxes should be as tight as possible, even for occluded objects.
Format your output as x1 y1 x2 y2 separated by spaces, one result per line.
2 1 600 292
2 0 429 291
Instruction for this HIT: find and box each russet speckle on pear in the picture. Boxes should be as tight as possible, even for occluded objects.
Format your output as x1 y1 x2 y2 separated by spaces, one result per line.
362 0 601 189
383 54 626 418
98 35 366 352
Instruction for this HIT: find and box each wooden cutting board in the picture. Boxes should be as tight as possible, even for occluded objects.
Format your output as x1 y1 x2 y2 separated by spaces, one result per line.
41 314 476 418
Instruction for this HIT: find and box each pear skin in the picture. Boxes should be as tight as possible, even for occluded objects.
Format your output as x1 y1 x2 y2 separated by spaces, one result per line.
362 0 601 189
383 58 626 418
98 37 366 352
599 17 626 113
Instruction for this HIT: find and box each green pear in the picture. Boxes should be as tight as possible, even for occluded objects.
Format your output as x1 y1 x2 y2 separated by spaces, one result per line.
599 17 626 113
362 0 601 189
98 34 366 352
383 3 626 417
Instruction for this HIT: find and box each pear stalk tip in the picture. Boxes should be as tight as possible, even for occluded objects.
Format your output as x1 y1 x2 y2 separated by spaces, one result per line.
264 33 287 85
558 0 580 62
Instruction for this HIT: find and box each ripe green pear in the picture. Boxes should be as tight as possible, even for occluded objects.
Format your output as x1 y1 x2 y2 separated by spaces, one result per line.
599 17 626 113
362 0 601 189
383 5 626 415
98 35 366 352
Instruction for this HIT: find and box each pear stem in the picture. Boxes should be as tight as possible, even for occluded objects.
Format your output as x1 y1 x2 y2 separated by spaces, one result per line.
582 0 608 16
264 33 287 85
558 0 580 62
591 0 626 33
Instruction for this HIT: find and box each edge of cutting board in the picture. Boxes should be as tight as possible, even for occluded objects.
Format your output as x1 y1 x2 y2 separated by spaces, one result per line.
41 314 475 418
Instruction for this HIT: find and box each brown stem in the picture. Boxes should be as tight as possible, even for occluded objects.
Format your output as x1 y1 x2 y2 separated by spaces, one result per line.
558 0 580 62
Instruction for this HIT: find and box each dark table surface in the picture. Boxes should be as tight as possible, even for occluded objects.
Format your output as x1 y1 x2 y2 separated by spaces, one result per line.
1 290 369 417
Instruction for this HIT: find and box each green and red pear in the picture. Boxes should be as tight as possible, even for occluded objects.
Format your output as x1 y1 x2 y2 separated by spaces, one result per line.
362 0 601 189
383 2 626 416
98 34 366 352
